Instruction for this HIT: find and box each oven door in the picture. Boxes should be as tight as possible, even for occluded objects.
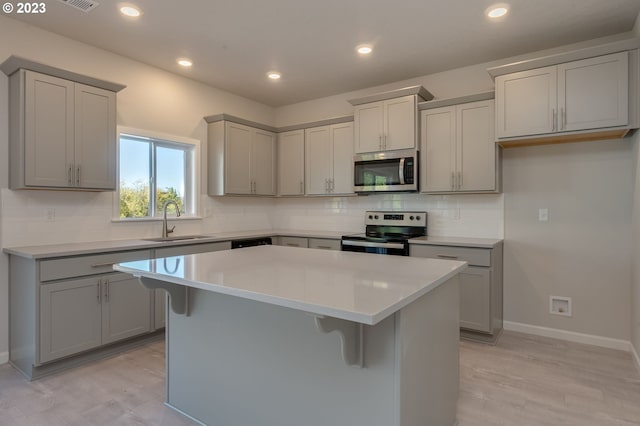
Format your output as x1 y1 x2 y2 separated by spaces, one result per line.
340 239 409 256
353 150 417 193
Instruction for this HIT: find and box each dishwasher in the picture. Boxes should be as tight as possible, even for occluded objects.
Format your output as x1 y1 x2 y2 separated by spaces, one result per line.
231 237 272 249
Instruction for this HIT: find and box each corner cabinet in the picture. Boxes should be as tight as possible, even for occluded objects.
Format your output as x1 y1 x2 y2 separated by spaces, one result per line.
7 68 121 190
305 122 354 195
421 98 500 193
495 52 631 143
278 130 305 196
207 119 276 196
350 85 433 154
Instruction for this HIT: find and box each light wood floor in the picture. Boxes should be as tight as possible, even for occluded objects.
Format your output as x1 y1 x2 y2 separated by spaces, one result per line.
0 331 639 426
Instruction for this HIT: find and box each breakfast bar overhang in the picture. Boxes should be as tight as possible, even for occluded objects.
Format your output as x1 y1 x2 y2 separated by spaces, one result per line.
115 245 467 426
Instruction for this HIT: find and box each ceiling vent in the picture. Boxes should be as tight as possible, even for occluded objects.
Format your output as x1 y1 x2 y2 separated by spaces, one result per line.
58 0 100 13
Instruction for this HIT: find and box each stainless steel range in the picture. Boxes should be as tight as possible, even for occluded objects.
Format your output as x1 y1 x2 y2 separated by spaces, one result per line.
341 211 427 256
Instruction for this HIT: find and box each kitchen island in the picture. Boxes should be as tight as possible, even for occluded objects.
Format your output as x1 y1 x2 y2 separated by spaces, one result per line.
115 245 467 426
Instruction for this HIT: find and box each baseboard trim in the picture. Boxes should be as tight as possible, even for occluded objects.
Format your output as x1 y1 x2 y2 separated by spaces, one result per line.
632 343 640 375
503 321 630 352
0 351 8 365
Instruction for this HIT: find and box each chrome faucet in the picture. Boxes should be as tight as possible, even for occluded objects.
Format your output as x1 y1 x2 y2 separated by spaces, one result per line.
162 200 181 239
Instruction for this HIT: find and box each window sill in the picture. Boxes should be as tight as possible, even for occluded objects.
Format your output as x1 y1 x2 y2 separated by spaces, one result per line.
111 216 203 223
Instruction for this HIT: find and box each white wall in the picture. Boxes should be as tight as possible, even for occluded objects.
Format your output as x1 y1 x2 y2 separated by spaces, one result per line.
632 132 640 367
502 140 633 341
631 10 640 371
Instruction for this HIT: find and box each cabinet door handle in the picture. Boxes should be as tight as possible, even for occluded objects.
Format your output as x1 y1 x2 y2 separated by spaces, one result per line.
285 243 299 247
379 135 383 151
560 107 565 131
552 108 556 132
97 280 101 302
105 279 110 302
76 166 80 186
300 181 304 194
68 166 73 186
316 246 332 250
451 172 455 190
458 171 462 189
384 134 387 150
437 254 459 260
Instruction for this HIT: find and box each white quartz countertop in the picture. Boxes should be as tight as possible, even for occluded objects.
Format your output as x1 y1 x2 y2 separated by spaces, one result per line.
2 229 354 259
408 236 503 248
3 229 502 259
114 245 467 325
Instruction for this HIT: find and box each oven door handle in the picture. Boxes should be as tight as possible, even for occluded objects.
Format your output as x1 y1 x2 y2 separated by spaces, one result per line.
341 240 406 250
399 158 405 185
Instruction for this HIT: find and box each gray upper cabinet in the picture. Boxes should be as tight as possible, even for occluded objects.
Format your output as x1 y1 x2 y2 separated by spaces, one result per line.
278 130 305 196
353 95 417 153
421 99 499 193
208 120 276 196
495 52 629 141
9 69 117 190
305 122 354 195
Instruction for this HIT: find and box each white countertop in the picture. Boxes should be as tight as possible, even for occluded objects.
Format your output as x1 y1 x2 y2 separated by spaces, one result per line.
3 229 502 259
114 245 467 325
408 236 503 248
2 229 353 259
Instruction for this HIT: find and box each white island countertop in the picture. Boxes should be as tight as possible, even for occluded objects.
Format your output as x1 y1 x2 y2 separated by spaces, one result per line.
115 245 467 325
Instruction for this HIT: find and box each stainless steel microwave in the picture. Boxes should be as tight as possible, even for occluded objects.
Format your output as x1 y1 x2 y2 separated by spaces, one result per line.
353 149 418 193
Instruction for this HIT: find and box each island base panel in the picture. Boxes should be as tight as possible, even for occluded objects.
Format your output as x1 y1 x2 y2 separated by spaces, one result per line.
166 277 459 426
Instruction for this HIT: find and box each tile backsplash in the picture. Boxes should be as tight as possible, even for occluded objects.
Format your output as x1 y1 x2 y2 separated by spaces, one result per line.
0 189 503 247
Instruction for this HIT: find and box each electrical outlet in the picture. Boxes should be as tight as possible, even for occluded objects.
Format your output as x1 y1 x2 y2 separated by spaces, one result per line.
550 296 572 317
45 208 55 222
538 208 549 222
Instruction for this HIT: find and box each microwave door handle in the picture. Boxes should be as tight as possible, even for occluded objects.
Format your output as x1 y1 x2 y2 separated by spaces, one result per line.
399 158 405 185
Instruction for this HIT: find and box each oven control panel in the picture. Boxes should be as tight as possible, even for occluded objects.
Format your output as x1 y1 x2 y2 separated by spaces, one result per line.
364 211 427 227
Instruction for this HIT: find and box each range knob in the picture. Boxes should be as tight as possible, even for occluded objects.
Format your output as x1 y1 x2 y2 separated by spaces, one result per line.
416 215 421 221
368 215 373 219
374 215 379 220
410 216 415 220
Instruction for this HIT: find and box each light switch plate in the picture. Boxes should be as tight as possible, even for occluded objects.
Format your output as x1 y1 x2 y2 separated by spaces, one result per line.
538 208 549 222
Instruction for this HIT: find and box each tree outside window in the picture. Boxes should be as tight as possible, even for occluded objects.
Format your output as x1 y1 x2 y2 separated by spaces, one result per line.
119 133 194 219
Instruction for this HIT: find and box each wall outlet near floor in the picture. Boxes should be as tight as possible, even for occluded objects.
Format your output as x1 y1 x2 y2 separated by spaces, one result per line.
538 208 549 222
550 296 572 317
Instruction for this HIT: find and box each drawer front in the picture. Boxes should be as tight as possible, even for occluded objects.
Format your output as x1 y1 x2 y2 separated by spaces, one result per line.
155 241 231 258
410 244 491 267
40 250 152 282
308 238 340 251
277 236 309 248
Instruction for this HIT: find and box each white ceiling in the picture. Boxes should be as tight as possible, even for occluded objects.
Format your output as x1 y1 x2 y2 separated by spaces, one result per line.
8 0 640 106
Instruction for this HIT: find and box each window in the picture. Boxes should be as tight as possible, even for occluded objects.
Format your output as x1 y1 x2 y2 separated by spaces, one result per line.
117 128 198 219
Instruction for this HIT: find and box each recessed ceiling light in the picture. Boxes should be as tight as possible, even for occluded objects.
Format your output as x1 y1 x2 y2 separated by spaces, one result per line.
119 5 141 17
357 45 373 55
487 5 509 18
177 58 193 67
267 71 281 80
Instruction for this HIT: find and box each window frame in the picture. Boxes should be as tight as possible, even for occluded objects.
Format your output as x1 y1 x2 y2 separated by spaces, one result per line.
114 126 201 221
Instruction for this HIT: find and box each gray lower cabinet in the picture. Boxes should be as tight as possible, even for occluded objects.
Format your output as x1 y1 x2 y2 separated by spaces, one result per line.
40 277 103 363
275 236 309 248
274 236 341 250
39 272 151 364
410 242 503 343
9 249 154 379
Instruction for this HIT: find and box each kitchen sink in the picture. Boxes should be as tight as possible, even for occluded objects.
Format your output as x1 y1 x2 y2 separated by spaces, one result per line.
143 235 211 242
